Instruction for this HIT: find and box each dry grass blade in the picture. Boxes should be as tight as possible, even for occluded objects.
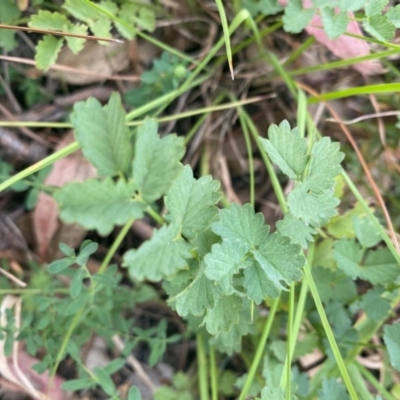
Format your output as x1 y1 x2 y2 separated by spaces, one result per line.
0 23 122 43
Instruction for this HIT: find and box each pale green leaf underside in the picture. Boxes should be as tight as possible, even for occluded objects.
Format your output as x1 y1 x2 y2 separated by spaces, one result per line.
204 295 242 335
35 36 63 71
282 0 315 33
124 224 191 281
260 120 308 180
165 166 220 240
132 119 185 202
71 93 132 176
321 8 349 39
55 178 144 235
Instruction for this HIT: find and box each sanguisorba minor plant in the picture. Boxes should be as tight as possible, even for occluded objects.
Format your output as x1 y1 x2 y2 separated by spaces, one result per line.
1 1 400 399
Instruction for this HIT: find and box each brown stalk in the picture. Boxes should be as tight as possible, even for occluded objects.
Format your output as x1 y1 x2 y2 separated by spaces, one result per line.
0 23 122 43
297 81 400 256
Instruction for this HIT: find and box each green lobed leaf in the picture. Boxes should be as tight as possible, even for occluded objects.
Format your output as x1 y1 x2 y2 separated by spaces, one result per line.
363 14 395 42
55 178 145 235
365 0 388 17
132 119 185 202
211 203 270 248
35 35 64 71
192 229 221 259
333 239 400 284
387 5 400 28
244 262 279 303
204 240 250 293
318 378 350 400
63 0 101 21
71 92 133 176
165 165 220 240
204 294 243 335
360 287 390 322
352 215 381 248
0 0 21 23
258 0 283 15
320 8 349 40
338 0 367 12
260 386 285 400
282 0 315 33
174 271 217 317
65 23 87 54
306 137 344 192
383 323 400 372
312 267 357 304
252 233 304 291
124 224 191 281
276 213 317 248
28 10 69 31
260 120 308 180
287 183 339 227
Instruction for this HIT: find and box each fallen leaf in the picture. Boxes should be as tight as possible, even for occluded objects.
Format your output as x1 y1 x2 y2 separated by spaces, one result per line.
33 132 97 260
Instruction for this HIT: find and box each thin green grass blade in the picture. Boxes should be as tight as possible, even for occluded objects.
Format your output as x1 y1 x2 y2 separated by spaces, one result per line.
214 0 234 79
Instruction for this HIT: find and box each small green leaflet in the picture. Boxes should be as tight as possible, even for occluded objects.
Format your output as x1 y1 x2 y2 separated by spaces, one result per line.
29 10 69 31
383 323 400 372
387 5 400 28
320 8 349 39
165 166 220 240
318 378 349 400
204 295 242 335
276 213 316 248
35 36 63 71
132 119 184 202
260 120 308 180
211 203 270 247
287 183 339 226
174 270 217 317
55 178 144 235
360 287 390 322
364 0 388 17
363 14 395 42
282 0 316 33
204 240 249 293
333 239 400 284
244 262 279 302
123 224 191 281
306 137 344 192
71 93 133 176
352 215 381 248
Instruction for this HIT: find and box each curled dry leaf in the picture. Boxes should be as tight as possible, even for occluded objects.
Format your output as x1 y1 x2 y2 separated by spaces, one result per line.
33 132 97 260
280 0 382 75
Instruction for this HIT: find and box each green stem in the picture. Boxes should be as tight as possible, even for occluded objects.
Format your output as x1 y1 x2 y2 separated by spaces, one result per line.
304 262 359 400
210 345 218 400
197 332 210 400
98 217 136 274
238 296 280 400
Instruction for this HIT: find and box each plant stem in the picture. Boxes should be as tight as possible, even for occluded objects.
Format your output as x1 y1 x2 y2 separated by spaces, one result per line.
197 332 210 400
238 296 280 400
